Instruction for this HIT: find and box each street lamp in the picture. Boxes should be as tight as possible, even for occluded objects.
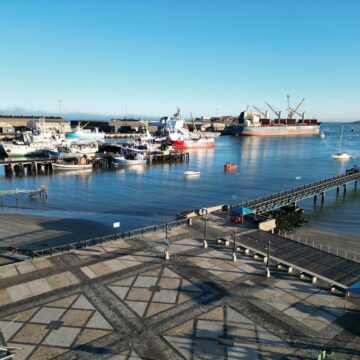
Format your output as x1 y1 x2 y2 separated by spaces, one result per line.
265 241 271 278
199 207 208 248
232 230 237 262
163 224 170 260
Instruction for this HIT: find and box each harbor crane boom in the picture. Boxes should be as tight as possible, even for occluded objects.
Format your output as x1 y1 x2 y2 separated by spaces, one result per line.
288 97 305 119
265 102 281 120
252 105 268 119
289 107 305 120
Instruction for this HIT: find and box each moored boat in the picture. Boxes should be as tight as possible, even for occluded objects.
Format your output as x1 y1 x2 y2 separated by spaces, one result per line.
332 152 351 160
52 161 93 171
183 170 200 176
65 124 105 141
166 109 216 149
171 137 214 149
112 154 147 167
224 162 237 171
332 125 351 160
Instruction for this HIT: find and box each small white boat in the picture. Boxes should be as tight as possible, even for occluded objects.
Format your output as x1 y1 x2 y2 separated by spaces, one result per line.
113 155 147 167
332 125 351 160
52 161 93 171
183 170 200 176
331 152 351 160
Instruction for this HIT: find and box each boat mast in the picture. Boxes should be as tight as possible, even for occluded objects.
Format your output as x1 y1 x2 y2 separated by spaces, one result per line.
339 124 344 153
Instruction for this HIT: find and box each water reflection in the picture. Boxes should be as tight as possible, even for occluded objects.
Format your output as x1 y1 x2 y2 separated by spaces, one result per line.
54 169 93 177
127 165 147 174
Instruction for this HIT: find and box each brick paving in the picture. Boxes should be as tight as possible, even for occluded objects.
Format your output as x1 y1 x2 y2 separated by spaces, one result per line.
0 215 359 359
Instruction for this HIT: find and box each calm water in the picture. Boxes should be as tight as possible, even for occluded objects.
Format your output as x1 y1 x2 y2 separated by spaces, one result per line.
1 122 359 235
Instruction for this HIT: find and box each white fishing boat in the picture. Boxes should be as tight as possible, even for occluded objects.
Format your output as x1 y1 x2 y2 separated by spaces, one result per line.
48 142 98 159
52 159 93 171
183 170 200 176
1 132 58 157
52 162 93 171
332 125 351 160
65 124 105 141
112 154 147 167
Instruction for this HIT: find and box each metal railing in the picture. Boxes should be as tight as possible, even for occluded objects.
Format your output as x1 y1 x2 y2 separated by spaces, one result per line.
3 218 190 259
230 171 360 214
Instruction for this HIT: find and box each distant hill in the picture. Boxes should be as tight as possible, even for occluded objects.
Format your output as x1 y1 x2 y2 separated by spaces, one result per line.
0 107 160 121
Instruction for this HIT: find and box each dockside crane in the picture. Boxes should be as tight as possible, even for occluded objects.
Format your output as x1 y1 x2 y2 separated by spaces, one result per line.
252 105 268 119
265 102 281 120
287 96 305 119
289 107 306 120
190 112 197 132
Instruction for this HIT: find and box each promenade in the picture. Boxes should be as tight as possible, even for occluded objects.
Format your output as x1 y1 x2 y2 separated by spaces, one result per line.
0 214 359 359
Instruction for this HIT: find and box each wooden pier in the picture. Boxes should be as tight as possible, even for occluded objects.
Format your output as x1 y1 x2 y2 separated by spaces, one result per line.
0 158 54 176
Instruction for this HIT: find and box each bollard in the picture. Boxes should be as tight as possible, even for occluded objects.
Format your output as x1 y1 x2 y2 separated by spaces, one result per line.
263 256 268 264
288 266 293 274
164 248 170 260
300 273 307 280
203 239 208 249
312 276 317 285
232 252 237 262
245 248 250 255
266 268 271 278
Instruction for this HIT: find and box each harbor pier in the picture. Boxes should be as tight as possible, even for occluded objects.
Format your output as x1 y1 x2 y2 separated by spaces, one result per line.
0 158 54 176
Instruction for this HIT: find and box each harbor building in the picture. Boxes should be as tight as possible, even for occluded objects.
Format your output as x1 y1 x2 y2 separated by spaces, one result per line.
70 120 114 133
0 115 69 132
0 120 15 134
109 118 158 134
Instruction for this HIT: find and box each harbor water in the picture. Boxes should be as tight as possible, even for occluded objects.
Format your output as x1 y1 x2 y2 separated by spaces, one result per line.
0 122 359 236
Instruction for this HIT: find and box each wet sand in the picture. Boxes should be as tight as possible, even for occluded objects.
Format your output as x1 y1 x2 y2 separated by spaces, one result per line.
0 213 114 251
292 223 360 258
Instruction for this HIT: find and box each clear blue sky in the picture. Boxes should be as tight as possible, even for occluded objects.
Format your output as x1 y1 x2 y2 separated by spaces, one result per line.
0 0 359 120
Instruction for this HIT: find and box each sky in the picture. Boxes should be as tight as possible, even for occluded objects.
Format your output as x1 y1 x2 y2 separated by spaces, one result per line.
0 0 359 121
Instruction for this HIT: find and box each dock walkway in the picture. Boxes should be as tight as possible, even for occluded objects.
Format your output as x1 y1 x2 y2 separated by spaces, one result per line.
231 168 360 214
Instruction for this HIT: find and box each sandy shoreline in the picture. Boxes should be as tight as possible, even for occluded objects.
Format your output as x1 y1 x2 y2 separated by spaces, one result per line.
291 223 360 257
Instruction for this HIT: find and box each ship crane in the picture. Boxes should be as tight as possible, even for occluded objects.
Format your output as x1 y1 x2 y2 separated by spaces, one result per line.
265 102 281 120
287 96 305 119
289 107 305 120
252 105 268 119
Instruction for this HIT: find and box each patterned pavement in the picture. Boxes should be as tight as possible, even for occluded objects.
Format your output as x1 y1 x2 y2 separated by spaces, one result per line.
0 216 359 359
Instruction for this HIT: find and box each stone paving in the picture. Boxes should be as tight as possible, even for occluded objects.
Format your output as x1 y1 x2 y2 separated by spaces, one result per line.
0 217 359 359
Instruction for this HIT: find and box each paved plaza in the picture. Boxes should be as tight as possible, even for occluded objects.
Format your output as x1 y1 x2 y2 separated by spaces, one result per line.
0 215 359 359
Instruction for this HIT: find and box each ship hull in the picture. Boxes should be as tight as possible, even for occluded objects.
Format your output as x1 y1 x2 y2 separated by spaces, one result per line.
171 138 215 149
237 125 320 136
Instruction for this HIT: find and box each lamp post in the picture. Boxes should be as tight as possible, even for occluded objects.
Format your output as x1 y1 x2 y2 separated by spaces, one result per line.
199 207 208 248
232 230 237 262
265 241 271 278
164 224 170 260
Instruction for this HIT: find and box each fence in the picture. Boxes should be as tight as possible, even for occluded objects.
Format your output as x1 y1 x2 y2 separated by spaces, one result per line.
4 218 190 259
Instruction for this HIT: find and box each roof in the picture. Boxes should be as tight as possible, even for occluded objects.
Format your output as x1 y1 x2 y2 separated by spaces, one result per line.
0 121 14 128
